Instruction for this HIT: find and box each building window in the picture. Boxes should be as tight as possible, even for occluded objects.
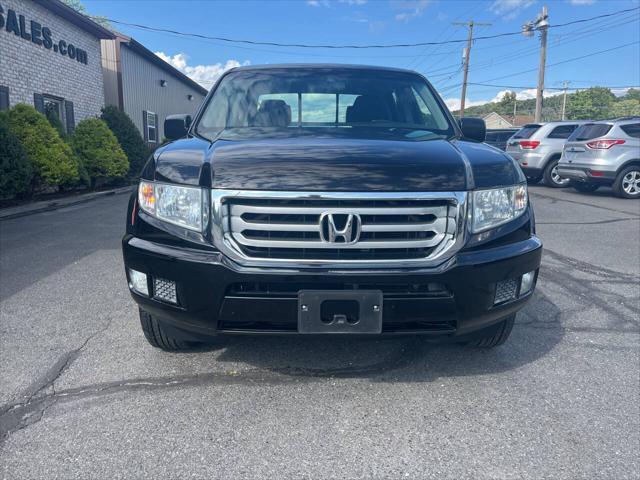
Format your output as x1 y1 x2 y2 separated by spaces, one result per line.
0 86 9 111
144 111 158 143
44 96 65 130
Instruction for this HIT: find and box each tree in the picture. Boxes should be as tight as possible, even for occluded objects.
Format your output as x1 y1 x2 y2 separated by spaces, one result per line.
7 104 79 190
566 87 616 120
100 106 149 177
70 118 129 188
609 99 640 118
622 88 640 102
0 112 33 198
61 0 111 29
497 91 517 116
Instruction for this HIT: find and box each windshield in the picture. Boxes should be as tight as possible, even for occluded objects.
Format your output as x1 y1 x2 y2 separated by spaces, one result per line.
195 68 455 141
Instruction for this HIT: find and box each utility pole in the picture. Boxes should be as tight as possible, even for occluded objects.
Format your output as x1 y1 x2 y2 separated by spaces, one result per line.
513 91 518 124
454 20 491 117
561 80 571 120
523 5 549 123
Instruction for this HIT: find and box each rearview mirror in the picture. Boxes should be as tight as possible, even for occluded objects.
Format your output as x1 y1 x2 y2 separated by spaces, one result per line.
164 114 192 141
459 117 486 142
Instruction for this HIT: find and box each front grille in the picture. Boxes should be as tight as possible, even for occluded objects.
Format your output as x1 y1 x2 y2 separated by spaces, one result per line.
220 195 461 263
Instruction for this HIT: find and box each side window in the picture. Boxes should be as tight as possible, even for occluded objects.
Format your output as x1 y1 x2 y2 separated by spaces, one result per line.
547 124 577 139
620 123 640 139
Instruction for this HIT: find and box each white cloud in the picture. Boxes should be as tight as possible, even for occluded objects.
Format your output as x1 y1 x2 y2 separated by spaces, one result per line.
393 0 431 23
155 52 249 89
569 0 596 4
307 0 330 6
489 0 536 21
339 0 367 4
444 87 566 111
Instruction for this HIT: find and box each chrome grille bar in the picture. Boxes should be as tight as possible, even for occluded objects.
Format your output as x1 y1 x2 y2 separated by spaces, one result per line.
211 190 467 268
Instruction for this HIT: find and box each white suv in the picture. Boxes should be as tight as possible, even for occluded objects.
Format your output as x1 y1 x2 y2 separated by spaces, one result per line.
506 121 591 187
558 118 640 199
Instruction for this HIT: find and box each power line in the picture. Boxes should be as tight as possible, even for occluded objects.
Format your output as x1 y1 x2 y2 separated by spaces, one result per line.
97 5 640 50
467 82 640 90
475 40 640 84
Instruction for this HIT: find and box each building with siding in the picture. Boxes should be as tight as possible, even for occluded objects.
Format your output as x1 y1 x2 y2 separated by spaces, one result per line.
0 0 114 132
101 34 207 145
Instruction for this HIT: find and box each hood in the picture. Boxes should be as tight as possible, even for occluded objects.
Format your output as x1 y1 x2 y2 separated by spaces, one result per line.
153 133 522 191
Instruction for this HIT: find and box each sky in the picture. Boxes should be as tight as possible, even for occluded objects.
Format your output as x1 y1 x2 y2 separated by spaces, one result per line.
84 0 640 110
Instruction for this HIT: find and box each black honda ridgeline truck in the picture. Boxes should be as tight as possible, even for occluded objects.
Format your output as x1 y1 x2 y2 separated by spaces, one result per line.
122 65 541 351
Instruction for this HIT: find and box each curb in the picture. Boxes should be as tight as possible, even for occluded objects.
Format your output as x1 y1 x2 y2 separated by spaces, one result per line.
0 186 135 221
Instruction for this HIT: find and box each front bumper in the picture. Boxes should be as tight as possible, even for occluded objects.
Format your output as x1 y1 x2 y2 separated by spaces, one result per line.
122 234 542 341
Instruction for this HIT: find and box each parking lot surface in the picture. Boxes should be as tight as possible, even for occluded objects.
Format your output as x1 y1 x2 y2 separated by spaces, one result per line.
1 186 638 479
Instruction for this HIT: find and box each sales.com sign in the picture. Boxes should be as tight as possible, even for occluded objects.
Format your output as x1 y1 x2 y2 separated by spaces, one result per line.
0 3 89 65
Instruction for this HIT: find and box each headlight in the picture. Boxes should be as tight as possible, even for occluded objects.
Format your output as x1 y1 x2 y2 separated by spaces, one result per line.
138 181 207 231
471 184 528 233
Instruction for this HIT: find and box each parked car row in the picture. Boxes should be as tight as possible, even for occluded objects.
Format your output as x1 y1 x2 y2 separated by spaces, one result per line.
487 117 640 199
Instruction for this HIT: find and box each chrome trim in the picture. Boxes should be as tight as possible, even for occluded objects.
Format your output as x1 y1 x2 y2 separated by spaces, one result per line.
211 190 468 269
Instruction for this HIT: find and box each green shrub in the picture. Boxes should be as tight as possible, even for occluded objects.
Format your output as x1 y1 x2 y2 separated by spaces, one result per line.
100 106 149 177
7 104 79 189
71 118 129 188
0 112 33 198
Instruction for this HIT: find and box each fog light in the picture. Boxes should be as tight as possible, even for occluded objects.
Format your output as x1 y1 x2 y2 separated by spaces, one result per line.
154 277 177 304
128 269 149 296
520 271 535 295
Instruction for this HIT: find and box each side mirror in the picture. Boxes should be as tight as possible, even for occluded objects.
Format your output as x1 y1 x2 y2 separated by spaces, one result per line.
459 117 486 142
164 114 192 141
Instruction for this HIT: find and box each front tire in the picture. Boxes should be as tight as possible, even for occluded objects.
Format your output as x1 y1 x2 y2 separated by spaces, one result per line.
139 308 197 351
572 182 599 193
469 314 515 348
527 175 542 185
543 158 570 188
613 166 640 199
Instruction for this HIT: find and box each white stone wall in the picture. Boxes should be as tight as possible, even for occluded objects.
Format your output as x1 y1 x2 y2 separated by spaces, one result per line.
0 0 105 123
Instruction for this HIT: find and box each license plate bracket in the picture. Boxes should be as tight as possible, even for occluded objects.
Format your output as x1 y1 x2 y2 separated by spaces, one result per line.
298 290 383 334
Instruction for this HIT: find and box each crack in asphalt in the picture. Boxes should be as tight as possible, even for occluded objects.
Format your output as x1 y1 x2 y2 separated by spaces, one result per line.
537 218 639 226
0 335 425 444
0 318 113 445
530 191 640 217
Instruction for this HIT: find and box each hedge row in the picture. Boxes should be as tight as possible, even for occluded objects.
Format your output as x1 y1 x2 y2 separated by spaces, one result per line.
0 104 150 199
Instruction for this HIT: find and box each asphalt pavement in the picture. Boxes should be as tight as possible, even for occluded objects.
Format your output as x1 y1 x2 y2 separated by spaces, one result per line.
0 186 638 479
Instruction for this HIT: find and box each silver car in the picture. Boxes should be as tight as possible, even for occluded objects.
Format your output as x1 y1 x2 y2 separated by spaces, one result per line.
558 118 640 199
506 121 590 187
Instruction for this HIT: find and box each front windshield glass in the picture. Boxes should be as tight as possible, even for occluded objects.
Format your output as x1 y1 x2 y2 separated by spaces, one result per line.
196 68 454 141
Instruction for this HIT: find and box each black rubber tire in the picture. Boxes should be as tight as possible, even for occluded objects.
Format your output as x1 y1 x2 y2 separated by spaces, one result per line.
526 175 542 185
572 182 599 193
543 157 570 188
139 308 196 351
612 165 640 199
469 314 515 348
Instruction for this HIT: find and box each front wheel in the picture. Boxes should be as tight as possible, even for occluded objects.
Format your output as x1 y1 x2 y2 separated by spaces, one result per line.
613 166 640 199
572 182 599 193
139 308 199 351
468 314 515 348
526 175 543 185
543 159 571 188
